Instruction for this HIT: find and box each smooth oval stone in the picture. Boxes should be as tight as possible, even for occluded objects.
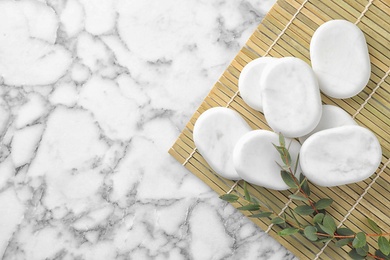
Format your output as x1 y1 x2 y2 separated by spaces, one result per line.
310 20 371 99
193 107 251 180
299 105 357 143
300 125 382 187
233 130 301 190
261 57 322 138
238 57 277 112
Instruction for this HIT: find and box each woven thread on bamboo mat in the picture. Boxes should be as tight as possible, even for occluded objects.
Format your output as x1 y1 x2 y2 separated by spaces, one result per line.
171 0 390 258
352 67 390 119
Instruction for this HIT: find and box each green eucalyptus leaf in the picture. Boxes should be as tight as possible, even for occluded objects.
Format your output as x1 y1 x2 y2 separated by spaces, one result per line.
244 182 251 202
271 217 285 225
237 204 260 211
219 194 239 203
300 178 311 196
272 144 283 155
318 237 332 243
281 171 298 188
278 227 299 236
251 197 260 205
273 144 291 166
356 244 369 257
289 194 308 201
293 154 300 175
304 226 318 241
336 228 355 237
335 238 353 247
376 249 390 260
348 249 365 260
318 223 335 236
315 223 323 231
317 209 326 215
279 132 285 147
288 208 301 228
283 151 292 167
379 236 390 256
352 232 366 248
323 215 336 234
275 161 289 171
313 213 325 224
249 212 273 218
367 218 381 234
294 205 314 216
299 173 305 184
315 198 333 210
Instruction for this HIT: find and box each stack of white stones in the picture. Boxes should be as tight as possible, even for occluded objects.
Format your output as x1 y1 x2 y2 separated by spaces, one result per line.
193 20 382 189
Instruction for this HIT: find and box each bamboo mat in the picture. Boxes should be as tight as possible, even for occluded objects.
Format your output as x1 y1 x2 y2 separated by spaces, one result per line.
169 0 390 259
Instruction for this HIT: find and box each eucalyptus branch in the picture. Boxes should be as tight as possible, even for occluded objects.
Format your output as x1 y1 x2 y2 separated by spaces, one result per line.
219 133 390 259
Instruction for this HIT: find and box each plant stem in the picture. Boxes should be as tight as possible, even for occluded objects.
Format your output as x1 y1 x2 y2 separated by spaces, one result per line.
227 180 240 194
279 138 320 214
239 186 390 259
315 231 390 239
286 165 319 214
368 252 385 260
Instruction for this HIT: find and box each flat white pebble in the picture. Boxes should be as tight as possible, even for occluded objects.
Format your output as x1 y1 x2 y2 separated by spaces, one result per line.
300 125 382 187
299 105 357 143
193 107 251 180
310 20 371 99
238 57 277 112
233 130 301 190
261 57 322 138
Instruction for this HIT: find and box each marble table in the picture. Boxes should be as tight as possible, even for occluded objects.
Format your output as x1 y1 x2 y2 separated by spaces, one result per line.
0 0 296 259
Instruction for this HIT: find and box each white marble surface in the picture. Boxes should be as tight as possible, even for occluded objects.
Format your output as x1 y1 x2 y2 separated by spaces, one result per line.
0 0 296 259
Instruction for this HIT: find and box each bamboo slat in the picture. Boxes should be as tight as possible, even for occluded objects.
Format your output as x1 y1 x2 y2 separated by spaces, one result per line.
169 0 390 259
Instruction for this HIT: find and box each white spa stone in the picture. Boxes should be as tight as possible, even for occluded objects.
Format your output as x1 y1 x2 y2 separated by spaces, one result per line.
193 107 252 180
300 125 382 187
310 20 371 99
238 57 277 112
233 130 301 190
299 105 357 143
261 57 322 138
